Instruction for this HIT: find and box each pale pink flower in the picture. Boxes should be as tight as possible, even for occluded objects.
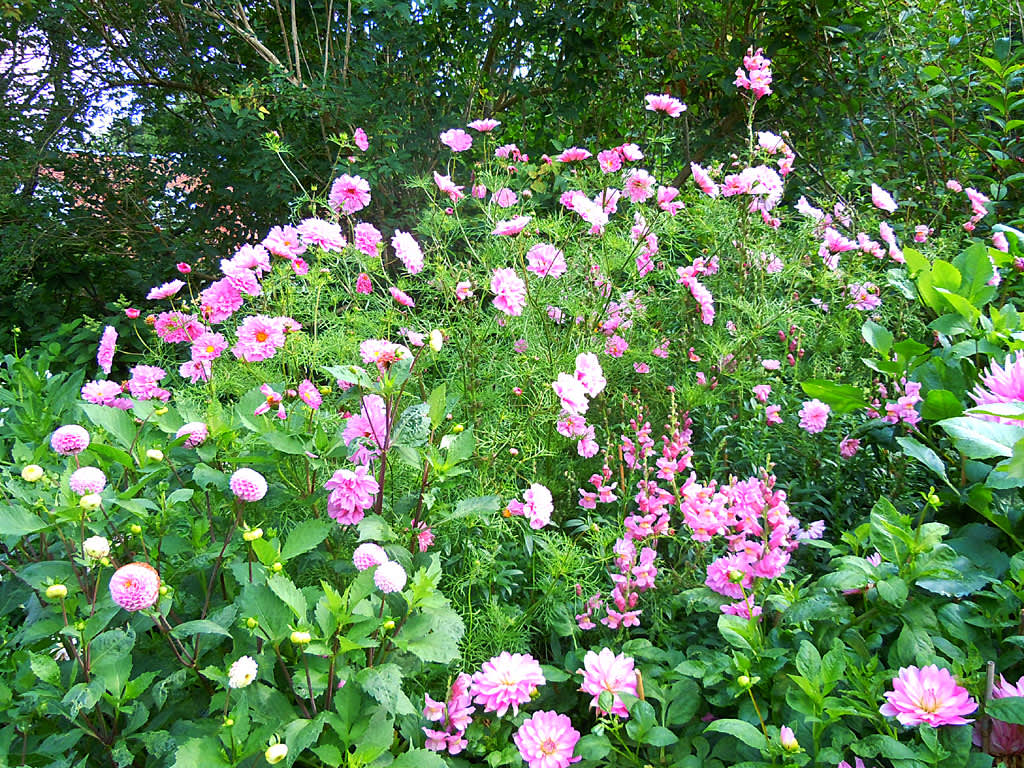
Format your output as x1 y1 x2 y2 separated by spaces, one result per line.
690 163 719 197
491 188 518 208
440 129 473 152
392 231 425 274
779 726 799 751
975 675 1024 755
176 422 208 448
353 127 369 151
471 652 546 717
199 279 244 323
233 315 287 362
51 425 90 455
657 185 683 215
229 244 271 275
752 384 771 403
191 331 227 363
574 353 605 397
946 179 963 193
577 648 638 717
390 286 416 307
597 149 622 173
839 436 861 458
324 465 380 525
526 243 567 278
179 360 211 384
263 225 307 259
491 268 526 316
127 365 170 401
798 399 831 433
623 169 656 203
146 280 185 301
871 183 898 213
520 483 554 529
605 335 628 357
230 468 268 501
298 218 347 252
993 231 1010 253
97 326 117 375
795 196 825 220
762 359 781 371
765 405 782 425
354 222 383 256
329 174 372 215
513 711 581 768
914 225 932 243
352 542 388 571
553 373 589 415
298 379 321 410
619 143 643 161
555 147 591 163
644 93 686 117
880 665 977 726
495 143 521 160
491 215 531 236
374 561 407 593
433 172 465 202
467 118 501 132
70 466 107 494
109 562 160 612
455 281 473 301
472 184 487 198
82 380 130 408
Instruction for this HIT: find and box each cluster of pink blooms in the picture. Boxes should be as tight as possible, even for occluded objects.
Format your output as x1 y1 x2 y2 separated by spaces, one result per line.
552 354 606 457
676 260 716 325
962 186 991 232
757 131 795 177
506 483 554 529
846 281 881 311
423 673 475 755
880 664 977 726
866 378 922 427
81 380 133 409
680 469 823 617
734 47 773 99
323 465 380 525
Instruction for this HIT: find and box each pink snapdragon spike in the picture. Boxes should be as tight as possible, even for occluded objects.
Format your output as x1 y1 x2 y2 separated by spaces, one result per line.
577 648 638 717
513 710 581 768
974 674 1024 755
879 665 978 726
439 128 473 151
644 93 686 117
470 652 546 717
97 326 117 375
109 562 161 612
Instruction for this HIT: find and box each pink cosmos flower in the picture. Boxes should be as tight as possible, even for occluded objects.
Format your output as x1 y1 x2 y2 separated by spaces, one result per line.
838 760 871 768
513 711 581 768
233 315 289 362
297 218 347 252
179 360 211 384
255 383 287 419
228 244 271 275
623 169 656 203
871 183 898 213
597 149 622 174
491 268 526 316
390 286 416 307
392 231 425 274
298 379 322 410
657 185 683 215
468 118 501 132
762 359 781 371
574 353 605 397
471 652 546 717
354 222 383 256
798 399 830 433
146 280 185 300
644 93 686 117
993 231 1010 252
154 311 205 344
353 127 369 151
97 326 117 375
176 262 191 274
329 174 372 215
619 143 643 161
880 665 977 726
82 380 130 408
839 436 861 458
127 365 170 401
356 273 372 294
526 243 567 278
440 129 473 151
690 163 720 197
176 422 208 448
578 648 638 717
433 172 465 202
324 465 380 525
455 281 473 301
491 215 531 236
191 331 227 363
263 225 307 259
555 147 591 163
915 225 933 243
199 279 244 324
491 187 518 208
512 483 554 529
109 562 160 612
753 384 771 403
605 335 628 357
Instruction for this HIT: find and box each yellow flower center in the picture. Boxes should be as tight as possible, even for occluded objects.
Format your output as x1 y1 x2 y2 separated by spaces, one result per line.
255 331 268 342
540 739 557 755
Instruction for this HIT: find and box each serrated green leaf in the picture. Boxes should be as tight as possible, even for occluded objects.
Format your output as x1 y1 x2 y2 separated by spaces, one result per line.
280 519 332 562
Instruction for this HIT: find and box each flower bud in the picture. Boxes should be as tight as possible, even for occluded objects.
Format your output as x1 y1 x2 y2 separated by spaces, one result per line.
80 494 102 511
728 568 746 584
246 617 258 629
382 619 396 631
146 449 164 462
223 718 234 727
271 562 283 573
780 726 799 752
154 407 168 416
159 585 169 596
130 524 142 534
290 630 311 645
21 465 44 482
429 329 444 352
45 584 68 600
265 743 288 764
453 424 464 434
243 527 264 542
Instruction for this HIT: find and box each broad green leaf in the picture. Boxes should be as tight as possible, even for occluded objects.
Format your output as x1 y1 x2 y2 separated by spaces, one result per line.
895 436 952 487
280 519 332 562
861 319 893 354
704 718 767 750
800 380 867 413
170 620 233 639
938 416 1024 459
0 504 49 536
987 696 1024 725
267 572 307 620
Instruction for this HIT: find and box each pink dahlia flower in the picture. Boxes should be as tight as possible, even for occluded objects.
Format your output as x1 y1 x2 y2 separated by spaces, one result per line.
176 422 208 448
374 561 407 593
230 468 268 502
82 380 130 409
471 651 546 717
879 665 977 726
975 674 1024 755
970 351 1024 424
329 174 371 215
69 466 107 494
513 710 581 768
324 465 379 525
578 648 638 717
52 425 90 456
352 543 389 571
109 562 161 612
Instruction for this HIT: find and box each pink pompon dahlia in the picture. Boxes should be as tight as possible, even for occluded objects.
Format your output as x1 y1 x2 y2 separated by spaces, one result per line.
969 351 1024 424
471 652 546 717
230 468 268 502
577 648 638 717
374 561 407 593
176 422 208 448
513 711 581 768
109 562 161 612
352 542 389 571
879 665 977 726
51 425 90 456
69 466 107 494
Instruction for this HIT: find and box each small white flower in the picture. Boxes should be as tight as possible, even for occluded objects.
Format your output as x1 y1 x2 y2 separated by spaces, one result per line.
228 655 259 689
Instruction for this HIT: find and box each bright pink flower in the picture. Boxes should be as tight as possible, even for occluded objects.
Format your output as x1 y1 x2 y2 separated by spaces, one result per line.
577 648 638 717
230 468 268 501
390 286 415 307
526 243 567 278
491 268 526 316
146 280 185 301
644 93 686 117
199 279 244 324
191 331 227 363
605 335 628 357
491 187 518 208
352 543 388 571
329 174 371 215
871 183 898 213
657 185 683 215
298 218 347 252
175 262 191 274
175 422 208 448
179 360 211 384
619 143 643 161
969 351 1024 423
467 118 500 132
555 147 591 163
125 308 140 319
298 379 321 410
354 222 383 256
753 384 771 402
597 149 622 174
440 129 473 151
392 231 424 274
946 179 963 193
690 163 719 197
491 215 531 236
154 311 204 344
975 675 1024 755
433 172 465 202
51 425 90 455
880 665 977 726
353 127 369 151
798 399 830 433
97 326 117 375
993 232 1010 252
233 315 287 362
514 711 581 768
263 225 307 259
355 272 372 294
255 383 286 419
127 365 170 401
109 562 160 612
228 244 271 275
324 465 380 525
765 405 782 425
455 281 473 301
82 380 130 408
553 373 589 415
623 169 656 203
471 652 545 717
839 436 861 458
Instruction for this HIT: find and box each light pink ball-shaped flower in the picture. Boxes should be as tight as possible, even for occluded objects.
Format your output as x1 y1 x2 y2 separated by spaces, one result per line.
353 543 389 571
578 648 638 717
798 399 831 434
513 710 581 768
109 562 161 612
51 425 90 456
69 467 107 495
230 468 268 502
471 651 546 717
880 664 977 726
176 422 209 448
490 268 526 316
373 561 407 593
